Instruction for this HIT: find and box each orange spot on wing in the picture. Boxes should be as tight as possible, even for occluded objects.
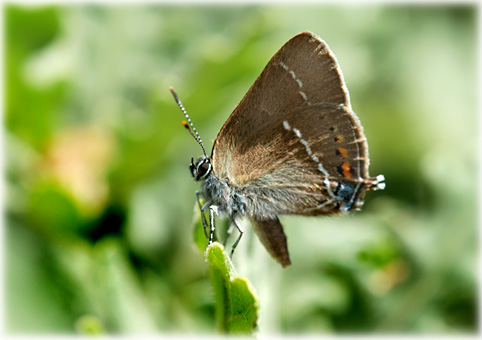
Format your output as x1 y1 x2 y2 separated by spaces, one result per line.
340 161 353 178
336 147 348 158
334 135 344 143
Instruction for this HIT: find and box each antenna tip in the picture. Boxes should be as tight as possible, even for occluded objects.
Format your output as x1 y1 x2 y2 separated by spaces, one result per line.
169 86 179 101
182 121 188 127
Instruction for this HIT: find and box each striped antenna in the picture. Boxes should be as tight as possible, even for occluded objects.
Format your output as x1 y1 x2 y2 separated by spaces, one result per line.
169 87 207 157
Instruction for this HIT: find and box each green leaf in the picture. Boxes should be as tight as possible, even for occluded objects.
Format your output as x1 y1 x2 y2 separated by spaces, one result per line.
206 242 259 335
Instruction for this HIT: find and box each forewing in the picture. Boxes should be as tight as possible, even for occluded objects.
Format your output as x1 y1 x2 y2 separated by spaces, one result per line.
213 31 350 177
212 32 373 215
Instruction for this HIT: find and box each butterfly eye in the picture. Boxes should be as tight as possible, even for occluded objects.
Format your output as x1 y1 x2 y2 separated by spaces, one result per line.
196 158 212 180
191 156 212 181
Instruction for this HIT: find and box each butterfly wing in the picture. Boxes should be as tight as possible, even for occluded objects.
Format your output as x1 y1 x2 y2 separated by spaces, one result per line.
213 31 350 176
237 103 370 216
251 217 291 268
212 31 376 217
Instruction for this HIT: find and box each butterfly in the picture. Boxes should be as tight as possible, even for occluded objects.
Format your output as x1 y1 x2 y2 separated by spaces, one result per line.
171 31 385 267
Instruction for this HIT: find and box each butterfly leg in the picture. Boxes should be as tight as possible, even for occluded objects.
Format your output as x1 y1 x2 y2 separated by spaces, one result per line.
196 191 210 238
229 216 244 258
208 205 219 246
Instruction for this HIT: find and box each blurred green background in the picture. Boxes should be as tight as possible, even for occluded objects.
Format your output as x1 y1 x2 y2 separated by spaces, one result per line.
4 3 477 335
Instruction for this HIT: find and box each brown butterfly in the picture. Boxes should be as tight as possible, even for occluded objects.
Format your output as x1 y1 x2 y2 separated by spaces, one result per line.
171 31 384 267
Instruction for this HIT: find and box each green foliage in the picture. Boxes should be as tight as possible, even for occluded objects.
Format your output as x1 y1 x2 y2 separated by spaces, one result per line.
206 243 259 335
75 315 105 335
5 6 65 148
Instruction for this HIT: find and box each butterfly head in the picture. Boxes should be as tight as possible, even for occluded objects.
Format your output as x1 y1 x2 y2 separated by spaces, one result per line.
190 156 212 181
